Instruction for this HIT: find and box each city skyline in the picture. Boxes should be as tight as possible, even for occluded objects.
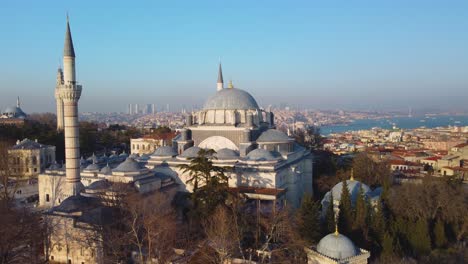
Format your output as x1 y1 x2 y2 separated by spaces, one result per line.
1 1 468 112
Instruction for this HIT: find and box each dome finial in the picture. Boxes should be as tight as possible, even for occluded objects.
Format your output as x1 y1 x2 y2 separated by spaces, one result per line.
228 80 234 89
335 223 339 236
350 168 354 181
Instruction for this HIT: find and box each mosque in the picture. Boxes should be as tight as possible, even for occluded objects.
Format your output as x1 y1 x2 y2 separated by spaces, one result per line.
0 97 28 125
37 17 314 263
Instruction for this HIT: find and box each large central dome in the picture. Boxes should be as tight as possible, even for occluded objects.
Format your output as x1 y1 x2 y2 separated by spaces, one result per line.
203 88 259 110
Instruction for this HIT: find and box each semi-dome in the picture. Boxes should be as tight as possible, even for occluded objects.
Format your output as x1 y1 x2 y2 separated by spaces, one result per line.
152 146 177 157
203 88 259 110
113 158 142 173
330 180 371 203
317 232 359 260
215 148 239 160
257 129 290 143
246 148 279 161
180 146 202 158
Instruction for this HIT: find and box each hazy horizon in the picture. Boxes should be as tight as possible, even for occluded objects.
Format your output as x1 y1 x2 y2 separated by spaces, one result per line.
1 1 467 113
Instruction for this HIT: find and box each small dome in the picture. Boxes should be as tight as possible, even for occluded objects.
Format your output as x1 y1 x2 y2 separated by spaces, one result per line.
257 129 290 143
84 162 100 171
48 161 61 170
100 164 112 175
119 151 129 158
317 233 359 260
215 148 239 160
180 146 202 158
246 148 279 161
87 180 111 191
330 180 370 203
203 88 259 110
152 146 177 157
54 195 90 213
113 158 142 173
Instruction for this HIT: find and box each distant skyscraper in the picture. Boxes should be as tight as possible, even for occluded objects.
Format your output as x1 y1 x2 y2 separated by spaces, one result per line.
166 103 169 112
128 104 133 115
151 103 156 114
135 104 139 114
146 104 151 114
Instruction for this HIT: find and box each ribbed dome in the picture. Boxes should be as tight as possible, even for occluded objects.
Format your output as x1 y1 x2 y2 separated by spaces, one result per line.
246 148 278 161
317 233 359 260
152 146 177 157
203 88 259 110
331 180 370 203
180 146 202 158
215 148 239 160
257 129 290 143
113 158 141 172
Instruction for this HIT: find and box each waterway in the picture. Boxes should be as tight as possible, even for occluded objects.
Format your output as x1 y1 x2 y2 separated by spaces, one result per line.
321 115 468 136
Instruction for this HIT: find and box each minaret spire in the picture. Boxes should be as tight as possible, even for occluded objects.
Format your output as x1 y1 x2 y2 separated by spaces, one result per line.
16 96 20 108
64 15 75 58
217 62 224 91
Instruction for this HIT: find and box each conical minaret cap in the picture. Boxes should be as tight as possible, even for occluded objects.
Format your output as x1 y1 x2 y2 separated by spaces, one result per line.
63 16 75 57
217 63 224 84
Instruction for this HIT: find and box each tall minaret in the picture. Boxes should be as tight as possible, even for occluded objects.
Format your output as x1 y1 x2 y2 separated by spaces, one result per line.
16 96 20 108
58 16 84 197
55 68 64 131
217 63 224 91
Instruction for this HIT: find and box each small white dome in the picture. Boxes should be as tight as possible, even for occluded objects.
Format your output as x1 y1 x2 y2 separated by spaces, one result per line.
317 233 359 260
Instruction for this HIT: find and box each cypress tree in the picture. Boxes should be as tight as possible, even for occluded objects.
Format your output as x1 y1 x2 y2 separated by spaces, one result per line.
381 231 394 257
297 195 321 244
354 184 367 230
338 180 353 235
370 200 386 248
433 217 447 248
409 218 431 256
325 193 336 234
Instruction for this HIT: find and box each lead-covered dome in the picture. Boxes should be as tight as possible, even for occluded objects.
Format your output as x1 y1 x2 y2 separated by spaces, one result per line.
246 148 279 161
3 106 27 119
317 233 359 260
180 146 202 158
215 148 239 160
331 180 370 203
113 157 142 172
152 146 177 157
203 88 259 110
257 129 290 143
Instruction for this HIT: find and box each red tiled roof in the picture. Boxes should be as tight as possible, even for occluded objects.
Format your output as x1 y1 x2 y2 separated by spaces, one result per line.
229 187 286 196
454 143 468 148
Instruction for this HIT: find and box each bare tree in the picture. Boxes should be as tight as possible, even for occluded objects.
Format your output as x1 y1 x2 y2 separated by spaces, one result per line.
200 206 238 263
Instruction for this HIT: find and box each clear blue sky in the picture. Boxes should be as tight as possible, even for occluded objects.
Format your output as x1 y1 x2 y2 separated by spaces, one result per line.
1 0 467 113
